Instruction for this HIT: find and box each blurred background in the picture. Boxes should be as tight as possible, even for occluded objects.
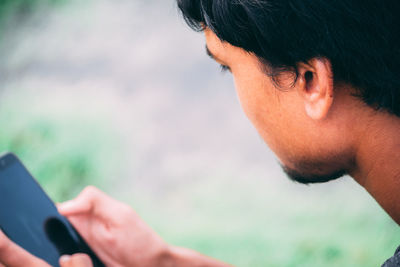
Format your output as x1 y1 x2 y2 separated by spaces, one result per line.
0 0 399 266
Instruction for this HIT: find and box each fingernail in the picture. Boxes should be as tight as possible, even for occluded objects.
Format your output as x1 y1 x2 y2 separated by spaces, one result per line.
60 255 71 263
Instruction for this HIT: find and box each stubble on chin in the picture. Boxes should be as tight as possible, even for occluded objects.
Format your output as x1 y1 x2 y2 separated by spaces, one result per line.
279 153 352 185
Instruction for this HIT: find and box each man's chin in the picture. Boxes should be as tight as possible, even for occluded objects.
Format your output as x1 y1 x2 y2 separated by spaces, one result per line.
281 164 347 185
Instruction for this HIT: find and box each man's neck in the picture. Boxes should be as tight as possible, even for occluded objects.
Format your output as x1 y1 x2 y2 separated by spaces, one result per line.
350 111 400 224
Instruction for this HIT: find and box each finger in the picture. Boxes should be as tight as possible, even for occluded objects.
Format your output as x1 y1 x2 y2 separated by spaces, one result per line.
59 254 93 267
57 193 93 216
0 230 49 267
58 186 103 216
58 186 128 223
58 199 92 216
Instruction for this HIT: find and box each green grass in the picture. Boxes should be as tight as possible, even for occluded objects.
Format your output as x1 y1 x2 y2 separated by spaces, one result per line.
132 176 400 267
0 92 121 202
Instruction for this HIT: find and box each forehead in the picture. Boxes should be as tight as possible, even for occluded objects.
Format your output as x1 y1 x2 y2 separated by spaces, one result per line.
204 29 234 59
204 28 245 59
204 29 260 66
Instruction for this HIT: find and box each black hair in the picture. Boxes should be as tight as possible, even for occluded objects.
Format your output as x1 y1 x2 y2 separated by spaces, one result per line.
177 0 400 116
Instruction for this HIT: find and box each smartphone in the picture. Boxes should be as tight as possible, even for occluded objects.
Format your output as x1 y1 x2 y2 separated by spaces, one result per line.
0 152 105 267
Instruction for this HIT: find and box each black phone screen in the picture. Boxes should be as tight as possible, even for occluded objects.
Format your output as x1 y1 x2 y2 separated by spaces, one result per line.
0 153 104 267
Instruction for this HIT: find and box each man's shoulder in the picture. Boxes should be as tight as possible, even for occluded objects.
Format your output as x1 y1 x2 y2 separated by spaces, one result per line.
382 246 400 267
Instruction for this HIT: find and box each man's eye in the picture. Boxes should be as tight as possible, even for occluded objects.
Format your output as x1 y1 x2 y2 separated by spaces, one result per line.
219 64 231 73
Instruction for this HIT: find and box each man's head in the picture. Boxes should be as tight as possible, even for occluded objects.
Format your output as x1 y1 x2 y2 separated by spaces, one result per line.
177 0 400 184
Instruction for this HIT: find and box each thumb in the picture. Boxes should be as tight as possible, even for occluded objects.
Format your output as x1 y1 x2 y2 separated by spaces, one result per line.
59 254 93 267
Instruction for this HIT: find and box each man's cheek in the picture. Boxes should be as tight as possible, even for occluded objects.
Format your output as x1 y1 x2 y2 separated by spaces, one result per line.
233 80 256 120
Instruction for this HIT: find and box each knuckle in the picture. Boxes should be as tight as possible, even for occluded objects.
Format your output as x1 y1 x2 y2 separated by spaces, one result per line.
120 202 134 213
119 203 136 219
82 185 99 195
81 186 102 200
103 233 118 247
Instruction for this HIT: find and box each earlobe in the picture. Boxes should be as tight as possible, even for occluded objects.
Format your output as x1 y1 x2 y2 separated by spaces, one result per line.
298 58 334 120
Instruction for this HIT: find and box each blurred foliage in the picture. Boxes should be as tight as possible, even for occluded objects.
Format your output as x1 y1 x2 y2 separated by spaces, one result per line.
0 93 122 202
0 0 64 29
134 176 400 267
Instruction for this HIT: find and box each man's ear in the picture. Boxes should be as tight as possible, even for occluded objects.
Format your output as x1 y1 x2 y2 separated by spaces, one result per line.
297 58 334 120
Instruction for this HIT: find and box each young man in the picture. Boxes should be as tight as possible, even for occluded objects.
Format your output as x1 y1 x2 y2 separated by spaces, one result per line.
1 0 399 266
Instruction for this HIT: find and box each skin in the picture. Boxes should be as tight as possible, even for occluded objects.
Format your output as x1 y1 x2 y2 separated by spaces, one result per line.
202 29 400 224
1 28 400 266
0 228 92 267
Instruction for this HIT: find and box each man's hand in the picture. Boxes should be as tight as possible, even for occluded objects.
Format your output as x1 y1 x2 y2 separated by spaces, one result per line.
0 229 92 267
58 186 170 267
